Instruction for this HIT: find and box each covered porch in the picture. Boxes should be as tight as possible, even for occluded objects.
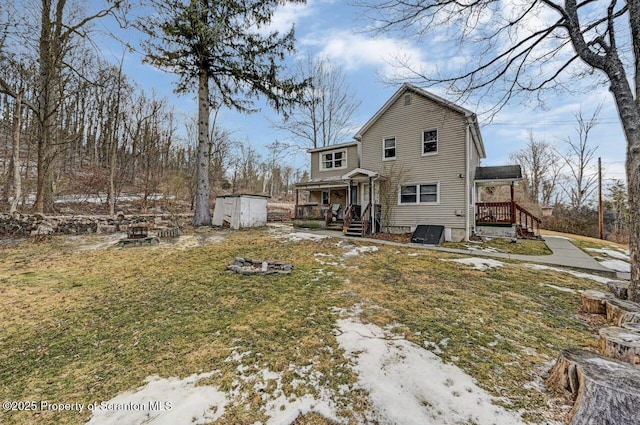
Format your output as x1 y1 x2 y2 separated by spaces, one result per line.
294 168 384 236
474 166 541 238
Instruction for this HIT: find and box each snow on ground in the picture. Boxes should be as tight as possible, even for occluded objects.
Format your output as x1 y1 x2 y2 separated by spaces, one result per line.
523 264 621 285
584 247 631 272
539 283 580 294
585 247 630 260
226 347 344 425
86 372 228 425
463 244 502 253
599 259 631 272
443 257 505 271
335 316 527 425
276 231 330 242
340 243 379 259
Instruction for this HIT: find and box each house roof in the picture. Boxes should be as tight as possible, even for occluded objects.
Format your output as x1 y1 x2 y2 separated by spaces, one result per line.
354 83 486 159
474 165 522 182
307 141 358 153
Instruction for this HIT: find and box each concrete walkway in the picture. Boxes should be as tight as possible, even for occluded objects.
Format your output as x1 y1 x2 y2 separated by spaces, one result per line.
313 229 621 279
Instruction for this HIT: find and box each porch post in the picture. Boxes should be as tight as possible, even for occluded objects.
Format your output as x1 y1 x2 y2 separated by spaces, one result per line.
369 176 373 234
510 182 516 224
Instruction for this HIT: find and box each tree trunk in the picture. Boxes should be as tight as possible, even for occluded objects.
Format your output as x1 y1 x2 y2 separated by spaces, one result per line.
193 69 211 226
607 281 630 300
581 290 609 314
10 90 23 214
605 298 640 326
546 348 640 425
599 326 640 365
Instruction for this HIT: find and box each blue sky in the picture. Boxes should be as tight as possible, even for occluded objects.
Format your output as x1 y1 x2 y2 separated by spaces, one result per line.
97 0 627 186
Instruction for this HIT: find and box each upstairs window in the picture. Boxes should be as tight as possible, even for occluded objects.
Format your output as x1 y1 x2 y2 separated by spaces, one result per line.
422 129 438 155
320 150 346 171
383 137 396 160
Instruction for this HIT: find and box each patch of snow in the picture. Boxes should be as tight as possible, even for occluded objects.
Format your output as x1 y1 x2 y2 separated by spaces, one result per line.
585 247 630 260
539 283 579 294
523 263 621 285
464 244 502 253
342 245 379 259
407 252 420 257
599 259 631 273
279 232 330 242
335 317 527 425
86 372 227 425
444 257 505 271
585 357 624 372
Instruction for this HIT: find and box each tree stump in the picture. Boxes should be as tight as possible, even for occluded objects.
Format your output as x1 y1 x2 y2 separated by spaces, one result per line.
607 281 629 300
605 298 640 326
546 348 640 425
599 326 640 365
581 290 609 314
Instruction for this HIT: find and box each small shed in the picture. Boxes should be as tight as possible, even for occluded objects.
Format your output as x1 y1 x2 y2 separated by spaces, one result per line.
212 194 269 229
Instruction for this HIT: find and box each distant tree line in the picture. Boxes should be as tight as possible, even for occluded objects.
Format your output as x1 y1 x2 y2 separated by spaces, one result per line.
504 107 629 242
0 0 325 216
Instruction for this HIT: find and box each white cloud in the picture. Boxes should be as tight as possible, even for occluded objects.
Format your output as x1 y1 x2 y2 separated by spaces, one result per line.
301 29 430 79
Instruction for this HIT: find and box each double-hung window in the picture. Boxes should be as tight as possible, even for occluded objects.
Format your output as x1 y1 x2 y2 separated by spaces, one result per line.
399 182 439 205
422 129 438 155
383 137 396 160
320 150 346 171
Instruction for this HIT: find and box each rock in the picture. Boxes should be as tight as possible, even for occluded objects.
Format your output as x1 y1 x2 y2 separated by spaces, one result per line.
31 222 55 235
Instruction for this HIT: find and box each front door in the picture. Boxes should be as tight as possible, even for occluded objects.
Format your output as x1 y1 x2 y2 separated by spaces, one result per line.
361 183 370 206
350 185 359 205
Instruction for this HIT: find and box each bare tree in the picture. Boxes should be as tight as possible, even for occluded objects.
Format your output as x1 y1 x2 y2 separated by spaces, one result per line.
271 55 361 148
557 107 601 209
509 131 560 205
0 0 123 212
358 0 640 301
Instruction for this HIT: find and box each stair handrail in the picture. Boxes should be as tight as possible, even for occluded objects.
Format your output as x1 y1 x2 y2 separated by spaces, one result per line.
361 202 372 236
343 204 354 233
514 203 541 236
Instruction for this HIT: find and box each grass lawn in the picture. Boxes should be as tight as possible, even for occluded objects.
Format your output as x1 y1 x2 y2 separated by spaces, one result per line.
0 226 607 424
443 238 552 256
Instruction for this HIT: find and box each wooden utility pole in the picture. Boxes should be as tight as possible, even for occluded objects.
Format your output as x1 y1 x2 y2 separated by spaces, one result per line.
598 157 603 239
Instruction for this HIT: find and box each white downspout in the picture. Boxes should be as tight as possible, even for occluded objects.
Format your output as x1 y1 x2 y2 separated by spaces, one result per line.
465 121 470 241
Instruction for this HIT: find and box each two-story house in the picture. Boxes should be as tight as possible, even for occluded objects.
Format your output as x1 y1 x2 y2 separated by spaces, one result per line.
294 84 539 242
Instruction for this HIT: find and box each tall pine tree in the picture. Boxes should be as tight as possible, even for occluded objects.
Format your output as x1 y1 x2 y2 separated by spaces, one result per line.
140 0 306 226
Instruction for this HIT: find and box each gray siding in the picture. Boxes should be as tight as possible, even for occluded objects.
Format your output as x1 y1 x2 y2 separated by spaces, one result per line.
360 92 469 232
310 145 359 180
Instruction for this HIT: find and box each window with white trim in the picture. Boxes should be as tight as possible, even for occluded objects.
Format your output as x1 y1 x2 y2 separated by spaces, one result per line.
320 150 346 171
399 183 439 204
422 129 438 155
383 137 396 160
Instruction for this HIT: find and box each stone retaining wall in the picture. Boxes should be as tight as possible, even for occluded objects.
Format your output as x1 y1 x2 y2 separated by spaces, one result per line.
0 213 191 237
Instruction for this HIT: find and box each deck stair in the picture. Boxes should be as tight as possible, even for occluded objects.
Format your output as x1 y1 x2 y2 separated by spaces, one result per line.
345 220 363 237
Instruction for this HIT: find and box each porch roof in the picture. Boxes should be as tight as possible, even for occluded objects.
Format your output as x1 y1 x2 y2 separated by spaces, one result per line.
342 168 381 179
474 165 522 185
294 177 349 190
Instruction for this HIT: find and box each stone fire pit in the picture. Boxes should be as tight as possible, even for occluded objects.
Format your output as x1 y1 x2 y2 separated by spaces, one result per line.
227 257 293 275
